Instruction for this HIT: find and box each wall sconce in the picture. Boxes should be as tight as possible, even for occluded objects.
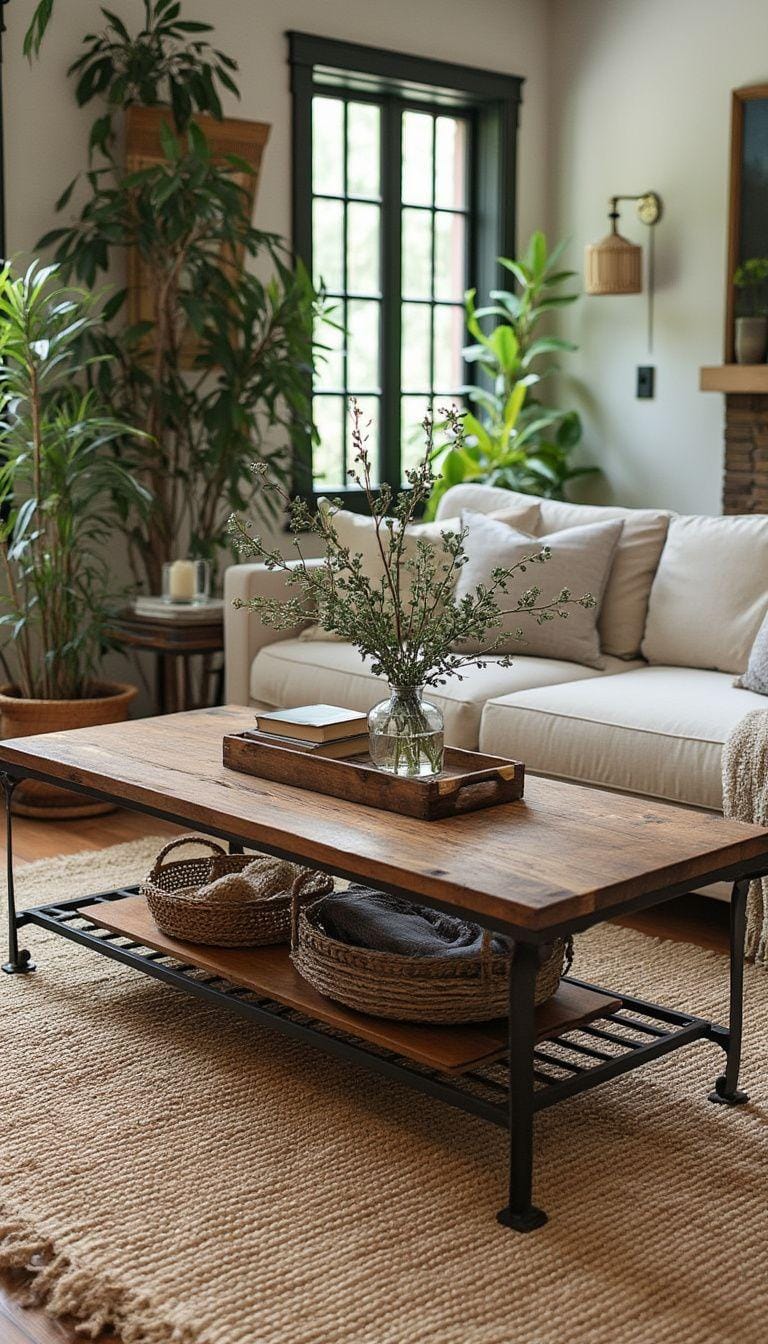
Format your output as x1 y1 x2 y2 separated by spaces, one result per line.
585 192 663 295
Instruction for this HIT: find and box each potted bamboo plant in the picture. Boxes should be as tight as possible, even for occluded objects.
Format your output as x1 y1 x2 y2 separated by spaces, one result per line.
0 262 150 817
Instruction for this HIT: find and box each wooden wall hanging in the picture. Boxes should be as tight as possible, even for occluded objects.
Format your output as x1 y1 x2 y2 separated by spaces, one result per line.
124 106 271 366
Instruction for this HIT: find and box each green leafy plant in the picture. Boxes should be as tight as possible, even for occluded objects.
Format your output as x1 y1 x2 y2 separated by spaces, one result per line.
39 2 324 593
0 262 150 701
733 257 768 317
229 401 595 691
426 231 599 519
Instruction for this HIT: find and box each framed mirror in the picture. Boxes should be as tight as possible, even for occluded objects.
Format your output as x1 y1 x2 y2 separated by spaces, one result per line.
726 85 768 362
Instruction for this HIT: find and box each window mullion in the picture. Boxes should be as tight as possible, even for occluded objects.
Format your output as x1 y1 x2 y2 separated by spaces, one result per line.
429 114 437 418
380 97 402 488
341 99 349 482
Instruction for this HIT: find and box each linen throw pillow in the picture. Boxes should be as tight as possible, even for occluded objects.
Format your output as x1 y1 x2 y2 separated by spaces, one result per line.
736 608 768 694
453 511 624 668
435 484 670 660
641 513 768 675
300 499 541 642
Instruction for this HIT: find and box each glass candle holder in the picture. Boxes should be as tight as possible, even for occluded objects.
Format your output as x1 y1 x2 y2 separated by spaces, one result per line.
162 559 211 605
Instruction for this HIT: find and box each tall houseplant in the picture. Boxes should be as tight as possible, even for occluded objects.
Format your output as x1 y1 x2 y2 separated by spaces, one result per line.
0 262 150 816
39 2 322 592
426 232 598 519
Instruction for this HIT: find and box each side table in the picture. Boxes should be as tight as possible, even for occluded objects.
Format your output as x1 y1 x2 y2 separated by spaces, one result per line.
107 611 224 713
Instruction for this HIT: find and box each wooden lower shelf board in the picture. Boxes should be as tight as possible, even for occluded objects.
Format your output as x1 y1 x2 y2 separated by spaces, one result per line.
84 895 620 1076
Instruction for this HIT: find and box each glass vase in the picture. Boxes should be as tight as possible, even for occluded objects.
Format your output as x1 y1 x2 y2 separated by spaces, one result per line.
368 685 445 778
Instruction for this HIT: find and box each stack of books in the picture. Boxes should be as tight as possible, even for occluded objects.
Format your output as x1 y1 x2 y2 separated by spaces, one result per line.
244 705 369 759
132 596 224 623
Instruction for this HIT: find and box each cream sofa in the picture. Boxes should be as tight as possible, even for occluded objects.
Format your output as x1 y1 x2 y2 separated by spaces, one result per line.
224 483 768 835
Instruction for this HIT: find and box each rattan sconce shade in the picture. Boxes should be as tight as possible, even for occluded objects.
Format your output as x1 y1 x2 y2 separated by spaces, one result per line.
584 231 642 295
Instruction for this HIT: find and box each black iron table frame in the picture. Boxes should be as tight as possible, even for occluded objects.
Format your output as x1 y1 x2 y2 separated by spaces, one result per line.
2 768 766 1234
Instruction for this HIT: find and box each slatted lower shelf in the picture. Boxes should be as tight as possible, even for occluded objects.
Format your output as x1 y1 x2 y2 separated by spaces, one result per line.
19 889 716 1128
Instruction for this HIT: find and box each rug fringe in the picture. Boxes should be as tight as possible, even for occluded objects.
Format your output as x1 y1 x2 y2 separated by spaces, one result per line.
0 1213 202 1343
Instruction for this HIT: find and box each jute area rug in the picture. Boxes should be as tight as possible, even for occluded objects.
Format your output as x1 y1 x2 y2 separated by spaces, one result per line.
1 839 766 1344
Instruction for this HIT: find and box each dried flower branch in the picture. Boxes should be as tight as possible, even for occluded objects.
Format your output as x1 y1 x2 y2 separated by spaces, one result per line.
228 403 595 691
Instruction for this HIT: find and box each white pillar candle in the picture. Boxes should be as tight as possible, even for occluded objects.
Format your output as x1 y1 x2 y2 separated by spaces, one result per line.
168 559 196 602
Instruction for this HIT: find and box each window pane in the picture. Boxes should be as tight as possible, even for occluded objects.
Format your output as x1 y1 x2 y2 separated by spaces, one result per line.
402 111 434 206
347 201 381 295
347 299 380 391
314 309 344 391
434 212 466 301
401 303 431 392
313 97 344 195
354 396 381 485
433 306 465 392
400 395 432 482
435 117 467 210
313 395 346 489
313 198 344 291
347 101 380 198
402 208 433 300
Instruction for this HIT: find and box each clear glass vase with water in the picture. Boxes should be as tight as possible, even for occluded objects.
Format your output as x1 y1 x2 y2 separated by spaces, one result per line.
368 684 445 778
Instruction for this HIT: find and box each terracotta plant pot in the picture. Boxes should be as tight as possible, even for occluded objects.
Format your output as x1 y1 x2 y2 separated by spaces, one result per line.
734 315 768 364
0 682 137 819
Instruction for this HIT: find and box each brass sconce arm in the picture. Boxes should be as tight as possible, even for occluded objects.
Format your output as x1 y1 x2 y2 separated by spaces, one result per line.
607 192 663 231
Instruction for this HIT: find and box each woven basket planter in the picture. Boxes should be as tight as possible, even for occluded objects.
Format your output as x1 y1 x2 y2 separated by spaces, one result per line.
143 836 333 947
0 681 137 819
291 879 572 1025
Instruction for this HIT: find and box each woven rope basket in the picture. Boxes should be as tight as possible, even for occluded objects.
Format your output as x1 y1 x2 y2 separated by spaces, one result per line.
290 874 573 1024
143 836 333 947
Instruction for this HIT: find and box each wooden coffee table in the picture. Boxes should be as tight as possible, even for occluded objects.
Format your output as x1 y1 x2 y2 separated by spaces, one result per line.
3 705 768 1232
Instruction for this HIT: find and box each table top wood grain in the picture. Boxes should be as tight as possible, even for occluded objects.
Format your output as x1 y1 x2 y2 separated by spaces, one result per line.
2 705 767 936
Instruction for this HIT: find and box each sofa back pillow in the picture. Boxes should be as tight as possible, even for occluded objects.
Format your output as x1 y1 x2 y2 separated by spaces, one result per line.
641 513 768 674
454 511 624 668
535 498 670 660
301 499 541 642
437 484 670 660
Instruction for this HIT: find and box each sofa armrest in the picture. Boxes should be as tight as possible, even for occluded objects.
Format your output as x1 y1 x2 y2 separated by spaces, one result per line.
224 559 323 705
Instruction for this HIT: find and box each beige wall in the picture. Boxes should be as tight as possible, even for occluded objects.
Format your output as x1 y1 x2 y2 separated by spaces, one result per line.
7 0 765 524
548 0 768 515
6 0 551 252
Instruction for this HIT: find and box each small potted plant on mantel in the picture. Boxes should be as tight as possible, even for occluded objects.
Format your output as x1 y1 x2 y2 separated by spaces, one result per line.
229 403 595 779
0 262 150 817
733 257 768 364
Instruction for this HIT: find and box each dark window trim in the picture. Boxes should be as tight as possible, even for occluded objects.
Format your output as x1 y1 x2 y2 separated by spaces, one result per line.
288 31 523 507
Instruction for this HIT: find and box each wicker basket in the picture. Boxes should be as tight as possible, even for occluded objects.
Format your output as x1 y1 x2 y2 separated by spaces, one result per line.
143 836 333 947
290 876 573 1024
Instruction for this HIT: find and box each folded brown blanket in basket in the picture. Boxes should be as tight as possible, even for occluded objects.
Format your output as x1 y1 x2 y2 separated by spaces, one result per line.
315 887 511 958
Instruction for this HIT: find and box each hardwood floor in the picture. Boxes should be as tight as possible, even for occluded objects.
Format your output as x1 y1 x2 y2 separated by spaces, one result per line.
0 809 730 1344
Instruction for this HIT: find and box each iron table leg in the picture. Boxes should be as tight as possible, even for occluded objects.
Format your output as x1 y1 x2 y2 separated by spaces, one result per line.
709 876 749 1106
1 773 35 975
497 939 547 1232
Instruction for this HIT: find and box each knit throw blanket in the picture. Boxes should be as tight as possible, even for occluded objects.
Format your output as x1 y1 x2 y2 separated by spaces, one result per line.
722 708 768 965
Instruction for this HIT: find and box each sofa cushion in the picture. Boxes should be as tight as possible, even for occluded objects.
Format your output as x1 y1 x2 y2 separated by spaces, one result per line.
303 497 542 641
249 638 633 750
479 665 768 810
436 483 670 661
454 512 623 668
641 513 768 675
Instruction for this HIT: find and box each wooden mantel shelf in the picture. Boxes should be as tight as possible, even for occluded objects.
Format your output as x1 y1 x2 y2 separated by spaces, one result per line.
700 365 768 393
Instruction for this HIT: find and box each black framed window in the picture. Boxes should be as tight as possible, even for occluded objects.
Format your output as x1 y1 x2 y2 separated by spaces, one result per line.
289 33 522 503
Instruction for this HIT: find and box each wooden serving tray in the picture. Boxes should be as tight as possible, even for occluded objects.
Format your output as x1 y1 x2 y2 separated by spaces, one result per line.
222 733 525 820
